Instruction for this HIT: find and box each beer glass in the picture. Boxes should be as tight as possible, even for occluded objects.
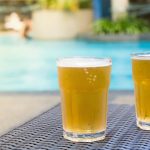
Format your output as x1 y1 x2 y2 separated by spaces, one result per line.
132 53 150 130
57 57 112 142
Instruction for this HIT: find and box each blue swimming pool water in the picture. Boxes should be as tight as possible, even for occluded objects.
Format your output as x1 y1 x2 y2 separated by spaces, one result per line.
0 35 150 91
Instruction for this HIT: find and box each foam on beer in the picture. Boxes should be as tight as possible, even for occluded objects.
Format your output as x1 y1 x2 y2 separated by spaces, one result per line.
132 54 150 60
57 58 112 67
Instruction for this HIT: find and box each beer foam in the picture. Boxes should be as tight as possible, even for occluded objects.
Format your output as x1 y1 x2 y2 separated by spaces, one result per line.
57 57 112 67
132 54 150 60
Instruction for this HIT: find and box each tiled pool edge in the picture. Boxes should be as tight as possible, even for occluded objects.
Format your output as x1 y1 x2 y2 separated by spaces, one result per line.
78 33 150 42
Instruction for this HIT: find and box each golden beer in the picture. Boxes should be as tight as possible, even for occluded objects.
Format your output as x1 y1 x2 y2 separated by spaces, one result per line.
57 57 111 142
132 54 150 130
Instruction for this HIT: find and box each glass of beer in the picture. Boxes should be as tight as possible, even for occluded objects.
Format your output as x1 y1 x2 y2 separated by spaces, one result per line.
132 53 150 130
57 57 112 142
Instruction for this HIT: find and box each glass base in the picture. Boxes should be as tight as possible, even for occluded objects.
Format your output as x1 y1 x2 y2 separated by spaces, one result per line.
63 130 105 142
137 120 150 130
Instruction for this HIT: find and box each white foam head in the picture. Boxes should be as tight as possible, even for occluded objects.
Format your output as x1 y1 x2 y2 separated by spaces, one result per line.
132 53 150 60
57 57 112 67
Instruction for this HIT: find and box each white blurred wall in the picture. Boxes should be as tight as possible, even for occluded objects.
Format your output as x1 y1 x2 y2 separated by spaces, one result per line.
32 10 93 40
111 0 129 20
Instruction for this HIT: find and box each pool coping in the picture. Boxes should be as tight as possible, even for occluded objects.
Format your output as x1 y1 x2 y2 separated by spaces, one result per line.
78 33 150 42
0 90 133 94
1 31 150 41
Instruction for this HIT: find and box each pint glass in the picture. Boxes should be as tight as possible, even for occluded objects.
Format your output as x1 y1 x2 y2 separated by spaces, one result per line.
57 57 112 142
132 53 150 130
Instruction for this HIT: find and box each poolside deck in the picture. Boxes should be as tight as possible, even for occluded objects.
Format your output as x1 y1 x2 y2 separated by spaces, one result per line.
0 91 134 136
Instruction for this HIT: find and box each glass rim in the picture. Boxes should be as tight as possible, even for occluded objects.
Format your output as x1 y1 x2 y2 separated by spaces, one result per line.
131 52 150 60
57 56 112 67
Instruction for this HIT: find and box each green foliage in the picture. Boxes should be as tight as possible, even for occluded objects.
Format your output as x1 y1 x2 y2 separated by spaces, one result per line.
37 0 57 9
79 0 91 9
93 17 150 35
35 0 91 10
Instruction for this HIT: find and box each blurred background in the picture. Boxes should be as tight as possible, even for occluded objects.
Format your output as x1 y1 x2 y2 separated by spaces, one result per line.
0 0 149 92
0 0 150 136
